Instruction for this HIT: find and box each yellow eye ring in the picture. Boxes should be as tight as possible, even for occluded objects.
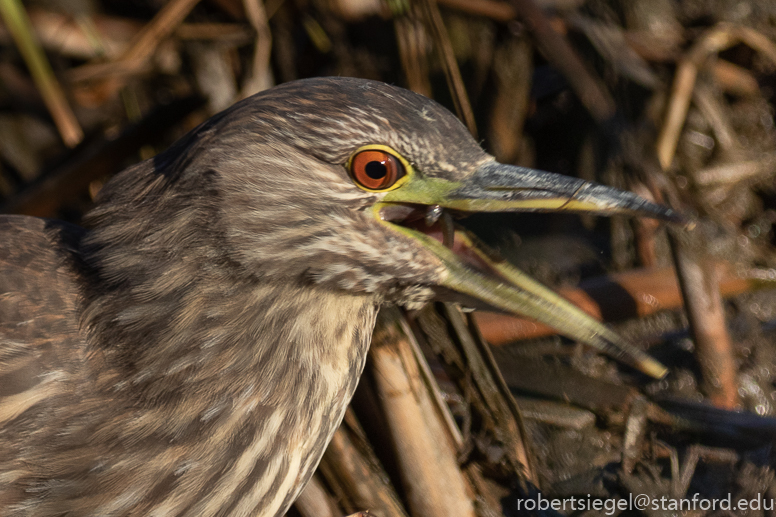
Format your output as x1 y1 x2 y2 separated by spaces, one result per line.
347 145 412 192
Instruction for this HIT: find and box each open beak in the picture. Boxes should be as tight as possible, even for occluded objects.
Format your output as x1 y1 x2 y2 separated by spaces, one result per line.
377 161 687 379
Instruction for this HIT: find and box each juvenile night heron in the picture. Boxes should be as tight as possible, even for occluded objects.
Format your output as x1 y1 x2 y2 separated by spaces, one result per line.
0 77 680 516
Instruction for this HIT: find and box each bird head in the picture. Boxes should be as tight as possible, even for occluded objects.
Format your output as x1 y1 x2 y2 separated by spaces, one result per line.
90 77 683 377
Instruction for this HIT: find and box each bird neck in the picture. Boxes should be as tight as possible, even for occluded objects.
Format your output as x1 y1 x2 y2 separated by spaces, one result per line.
79 184 376 425
80 253 376 516
74 150 381 516
84 253 376 405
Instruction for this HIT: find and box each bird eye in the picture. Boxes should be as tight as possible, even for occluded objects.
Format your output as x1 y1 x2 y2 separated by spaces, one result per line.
350 149 406 191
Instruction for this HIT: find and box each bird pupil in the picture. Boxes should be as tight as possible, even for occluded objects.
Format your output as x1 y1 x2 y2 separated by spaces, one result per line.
365 161 387 179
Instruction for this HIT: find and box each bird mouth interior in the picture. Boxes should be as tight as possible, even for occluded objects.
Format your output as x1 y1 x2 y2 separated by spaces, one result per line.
378 203 506 281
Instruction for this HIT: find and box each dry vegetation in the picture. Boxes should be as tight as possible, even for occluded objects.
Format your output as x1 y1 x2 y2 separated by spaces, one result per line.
1 0 776 516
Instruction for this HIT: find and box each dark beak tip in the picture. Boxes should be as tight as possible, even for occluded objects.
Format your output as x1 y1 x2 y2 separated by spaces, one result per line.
662 208 696 230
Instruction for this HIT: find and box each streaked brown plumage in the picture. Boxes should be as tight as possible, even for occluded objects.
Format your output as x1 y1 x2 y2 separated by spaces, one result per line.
0 77 679 516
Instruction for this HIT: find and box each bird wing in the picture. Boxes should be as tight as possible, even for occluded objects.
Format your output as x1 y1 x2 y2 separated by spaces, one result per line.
0 215 91 497
0 214 87 388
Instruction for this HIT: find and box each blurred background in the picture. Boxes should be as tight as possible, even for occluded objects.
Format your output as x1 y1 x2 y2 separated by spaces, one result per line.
1 0 776 516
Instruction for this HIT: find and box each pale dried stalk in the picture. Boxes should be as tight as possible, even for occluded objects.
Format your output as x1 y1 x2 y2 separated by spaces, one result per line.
657 23 776 170
295 474 341 517
71 0 202 85
396 315 463 449
319 416 408 517
1 9 252 61
444 305 538 484
188 42 238 114
656 59 697 171
0 0 83 147
394 14 432 98
691 83 739 153
419 0 478 138
669 229 740 409
488 37 532 164
370 307 475 517
120 0 202 65
437 0 514 22
693 152 776 187
507 0 616 121
241 0 274 97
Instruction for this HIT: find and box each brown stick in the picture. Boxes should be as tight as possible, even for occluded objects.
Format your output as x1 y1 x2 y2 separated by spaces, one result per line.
711 59 760 97
488 37 532 164
394 14 433 98
473 262 752 345
628 182 661 268
70 0 203 98
656 24 776 169
437 0 514 22
370 307 476 517
669 230 740 409
119 0 203 66
0 0 83 147
240 0 274 97
693 152 776 187
294 474 341 517
446 305 538 484
318 412 408 517
420 0 478 138
0 9 252 61
498 356 639 412
2 96 205 217
507 0 616 122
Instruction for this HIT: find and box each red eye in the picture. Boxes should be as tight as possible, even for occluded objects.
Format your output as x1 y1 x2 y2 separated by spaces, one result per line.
350 150 405 190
